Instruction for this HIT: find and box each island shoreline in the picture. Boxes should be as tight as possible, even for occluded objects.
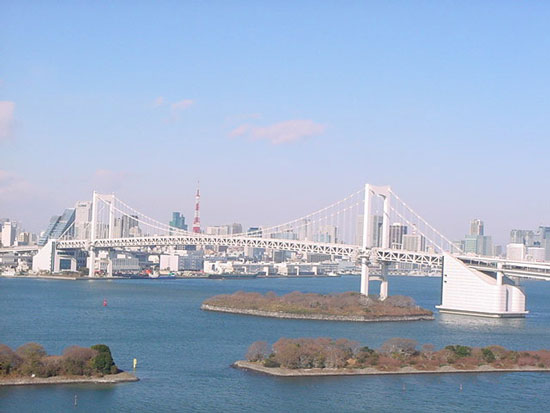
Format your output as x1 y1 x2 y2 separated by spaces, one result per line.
0 371 139 387
233 360 550 377
201 304 434 322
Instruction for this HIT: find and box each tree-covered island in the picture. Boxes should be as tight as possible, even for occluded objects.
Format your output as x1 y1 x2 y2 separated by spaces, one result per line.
202 291 433 322
234 337 550 376
0 343 138 386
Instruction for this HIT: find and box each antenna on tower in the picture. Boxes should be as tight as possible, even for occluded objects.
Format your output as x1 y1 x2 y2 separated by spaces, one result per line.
192 181 201 233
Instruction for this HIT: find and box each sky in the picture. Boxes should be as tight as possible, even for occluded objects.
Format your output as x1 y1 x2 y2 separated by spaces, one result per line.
1 0 550 244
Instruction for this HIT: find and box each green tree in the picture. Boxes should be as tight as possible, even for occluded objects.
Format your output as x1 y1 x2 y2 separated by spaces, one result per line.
482 348 496 363
90 344 117 374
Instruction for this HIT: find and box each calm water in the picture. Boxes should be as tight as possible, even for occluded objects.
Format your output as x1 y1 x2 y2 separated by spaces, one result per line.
1 276 549 412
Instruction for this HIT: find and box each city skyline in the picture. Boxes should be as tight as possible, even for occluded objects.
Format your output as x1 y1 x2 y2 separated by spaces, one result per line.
2 1 550 244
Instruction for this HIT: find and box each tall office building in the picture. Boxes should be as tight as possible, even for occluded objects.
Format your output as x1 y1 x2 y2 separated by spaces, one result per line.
1 221 17 247
315 225 337 243
510 229 535 246
38 209 75 246
402 233 426 252
470 219 484 236
169 212 188 231
389 223 407 249
74 201 92 240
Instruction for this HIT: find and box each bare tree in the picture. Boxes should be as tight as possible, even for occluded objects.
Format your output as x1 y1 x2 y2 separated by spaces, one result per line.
379 338 418 356
245 341 271 362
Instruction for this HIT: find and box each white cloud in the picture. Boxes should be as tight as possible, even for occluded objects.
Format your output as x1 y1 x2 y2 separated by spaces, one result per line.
230 119 326 145
171 99 194 113
153 96 164 107
0 101 15 142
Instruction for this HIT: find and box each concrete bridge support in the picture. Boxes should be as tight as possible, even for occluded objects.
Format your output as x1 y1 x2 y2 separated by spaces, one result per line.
360 258 369 295
379 263 389 300
437 254 527 318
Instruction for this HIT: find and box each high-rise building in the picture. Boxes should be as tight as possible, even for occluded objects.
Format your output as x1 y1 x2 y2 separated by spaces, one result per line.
230 223 243 235
169 212 187 231
74 201 92 240
402 234 426 252
371 215 383 248
355 215 364 246
464 234 493 256
470 219 484 236
1 221 17 247
510 229 535 246
38 209 75 246
315 225 337 243
389 223 407 249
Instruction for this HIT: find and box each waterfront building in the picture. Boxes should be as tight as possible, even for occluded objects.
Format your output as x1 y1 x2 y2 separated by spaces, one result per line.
507 243 526 261
1 221 17 247
38 209 75 246
527 247 546 262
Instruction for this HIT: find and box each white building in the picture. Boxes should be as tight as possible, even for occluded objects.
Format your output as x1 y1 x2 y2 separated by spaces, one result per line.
506 243 526 261
527 247 546 262
74 201 92 240
1 221 17 247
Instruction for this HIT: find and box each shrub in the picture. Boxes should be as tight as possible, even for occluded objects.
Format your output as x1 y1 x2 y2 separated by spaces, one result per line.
263 357 280 368
481 348 496 363
445 345 472 357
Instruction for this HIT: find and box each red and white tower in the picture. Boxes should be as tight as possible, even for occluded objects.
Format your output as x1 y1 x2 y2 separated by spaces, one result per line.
192 182 201 233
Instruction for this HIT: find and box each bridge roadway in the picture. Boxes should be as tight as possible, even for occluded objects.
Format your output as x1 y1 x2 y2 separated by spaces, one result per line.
55 235 550 280
56 234 360 257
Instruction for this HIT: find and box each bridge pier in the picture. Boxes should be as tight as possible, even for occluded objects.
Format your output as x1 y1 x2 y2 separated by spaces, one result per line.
360 258 369 295
88 249 96 277
379 263 389 300
437 254 528 318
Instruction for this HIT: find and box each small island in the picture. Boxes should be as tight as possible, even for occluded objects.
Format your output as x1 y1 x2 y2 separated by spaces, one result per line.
0 342 138 386
234 337 550 377
202 291 434 322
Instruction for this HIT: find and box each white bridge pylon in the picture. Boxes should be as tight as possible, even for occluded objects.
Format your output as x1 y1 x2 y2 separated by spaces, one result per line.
53 185 550 318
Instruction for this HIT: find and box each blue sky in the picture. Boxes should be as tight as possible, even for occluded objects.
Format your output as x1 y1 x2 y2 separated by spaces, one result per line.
1 1 549 243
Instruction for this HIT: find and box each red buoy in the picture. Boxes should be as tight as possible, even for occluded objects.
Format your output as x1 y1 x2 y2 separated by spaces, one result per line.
103 299 107 307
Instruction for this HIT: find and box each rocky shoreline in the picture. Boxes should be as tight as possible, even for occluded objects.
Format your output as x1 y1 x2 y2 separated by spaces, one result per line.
233 360 550 377
0 371 139 387
201 304 434 322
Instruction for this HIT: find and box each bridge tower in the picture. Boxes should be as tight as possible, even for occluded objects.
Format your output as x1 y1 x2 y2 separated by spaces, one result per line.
361 184 391 298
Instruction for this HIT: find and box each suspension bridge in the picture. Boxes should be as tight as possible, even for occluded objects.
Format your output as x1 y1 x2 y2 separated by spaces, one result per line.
31 184 550 318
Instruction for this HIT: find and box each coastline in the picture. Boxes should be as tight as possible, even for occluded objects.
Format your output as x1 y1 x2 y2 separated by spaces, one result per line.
201 304 434 322
233 360 550 377
0 371 139 387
